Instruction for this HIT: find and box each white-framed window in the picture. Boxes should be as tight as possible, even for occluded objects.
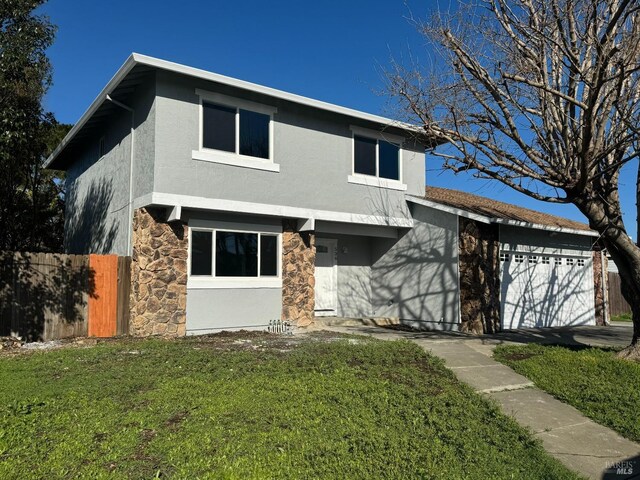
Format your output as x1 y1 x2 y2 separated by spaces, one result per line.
500 252 510 262
529 255 539 264
188 227 281 288
347 125 407 191
541 256 550 265
192 89 279 173
566 258 575 266
554 257 563 266
577 258 585 267
514 254 525 264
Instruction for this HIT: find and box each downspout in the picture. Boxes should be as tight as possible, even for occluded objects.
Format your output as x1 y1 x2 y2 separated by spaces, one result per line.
106 95 135 256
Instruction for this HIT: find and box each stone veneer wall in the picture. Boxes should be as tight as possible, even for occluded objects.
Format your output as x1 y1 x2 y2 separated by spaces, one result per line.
281 220 316 326
130 207 188 336
593 250 608 326
458 217 501 334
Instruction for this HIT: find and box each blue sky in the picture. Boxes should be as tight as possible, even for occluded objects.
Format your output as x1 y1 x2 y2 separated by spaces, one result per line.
41 0 636 235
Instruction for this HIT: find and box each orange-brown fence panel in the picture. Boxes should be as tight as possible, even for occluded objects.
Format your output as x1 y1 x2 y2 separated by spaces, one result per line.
88 254 118 337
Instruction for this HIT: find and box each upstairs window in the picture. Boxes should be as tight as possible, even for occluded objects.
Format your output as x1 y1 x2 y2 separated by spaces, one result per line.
203 103 235 153
202 103 270 159
353 135 400 181
239 109 269 159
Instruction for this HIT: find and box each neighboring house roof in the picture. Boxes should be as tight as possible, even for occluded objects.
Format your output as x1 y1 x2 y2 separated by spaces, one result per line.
46 53 435 169
407 186 597 237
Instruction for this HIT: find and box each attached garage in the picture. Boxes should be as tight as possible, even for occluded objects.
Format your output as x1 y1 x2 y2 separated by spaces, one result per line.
499 251 595 329
414 187 605 333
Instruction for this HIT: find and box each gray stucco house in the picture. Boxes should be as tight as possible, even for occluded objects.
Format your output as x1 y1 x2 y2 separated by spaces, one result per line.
46 54 607 336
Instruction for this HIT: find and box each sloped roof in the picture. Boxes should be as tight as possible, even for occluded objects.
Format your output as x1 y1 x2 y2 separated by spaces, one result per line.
423 186 593 232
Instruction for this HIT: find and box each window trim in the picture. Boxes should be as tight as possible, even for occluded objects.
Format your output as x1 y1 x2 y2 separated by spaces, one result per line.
348 125 407 190
193 89 279 173
187 226 282 289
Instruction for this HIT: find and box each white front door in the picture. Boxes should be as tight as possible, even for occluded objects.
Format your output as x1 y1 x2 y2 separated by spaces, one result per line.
315 238 338 316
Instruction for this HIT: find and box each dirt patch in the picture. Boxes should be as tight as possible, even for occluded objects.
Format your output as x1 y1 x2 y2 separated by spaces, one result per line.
0 335 124 358
0 329 360 358
499 352 539 362
164 411 189 431
141 428 157 442
181 329 354 353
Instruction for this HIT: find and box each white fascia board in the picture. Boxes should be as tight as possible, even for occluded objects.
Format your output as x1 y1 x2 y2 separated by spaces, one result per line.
134 192 414 229
406 195 492 224
45 54 139 168
406 195 597 237
493 218 598 237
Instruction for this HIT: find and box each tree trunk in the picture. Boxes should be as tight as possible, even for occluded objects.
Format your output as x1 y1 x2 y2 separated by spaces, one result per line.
603 239 640 359
577 198 640 360
617 277 640 360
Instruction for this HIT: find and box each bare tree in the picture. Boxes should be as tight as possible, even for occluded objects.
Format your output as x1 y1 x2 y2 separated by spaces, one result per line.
387 0 640 358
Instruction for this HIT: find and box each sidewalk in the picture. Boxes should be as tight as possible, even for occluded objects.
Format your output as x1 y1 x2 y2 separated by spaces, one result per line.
322 325 640 479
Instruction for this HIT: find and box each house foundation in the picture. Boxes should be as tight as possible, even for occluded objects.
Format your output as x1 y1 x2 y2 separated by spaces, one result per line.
129 207 188 336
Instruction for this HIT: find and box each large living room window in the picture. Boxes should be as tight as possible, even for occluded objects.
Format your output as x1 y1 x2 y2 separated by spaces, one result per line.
189 229 280 284
193 89 279 172
348 126 407 191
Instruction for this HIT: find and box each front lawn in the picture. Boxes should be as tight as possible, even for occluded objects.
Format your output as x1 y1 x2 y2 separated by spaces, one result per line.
494 343 640 442
0 333 577 479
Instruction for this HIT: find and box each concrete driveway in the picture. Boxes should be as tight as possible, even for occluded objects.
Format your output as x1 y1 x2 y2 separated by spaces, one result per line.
318 317 634 349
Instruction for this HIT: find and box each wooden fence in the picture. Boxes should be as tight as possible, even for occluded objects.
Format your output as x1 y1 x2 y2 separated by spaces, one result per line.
607 272 632 317
0 252 131 341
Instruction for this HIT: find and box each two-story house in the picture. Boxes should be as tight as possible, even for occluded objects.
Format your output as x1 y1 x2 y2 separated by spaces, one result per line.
46 54 607 336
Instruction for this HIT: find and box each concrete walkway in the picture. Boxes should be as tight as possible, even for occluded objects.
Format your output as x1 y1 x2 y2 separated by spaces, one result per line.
321 324 640 479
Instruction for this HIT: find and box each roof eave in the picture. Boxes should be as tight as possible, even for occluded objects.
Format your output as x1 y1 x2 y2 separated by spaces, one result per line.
406 195 597 237
45 53 139 169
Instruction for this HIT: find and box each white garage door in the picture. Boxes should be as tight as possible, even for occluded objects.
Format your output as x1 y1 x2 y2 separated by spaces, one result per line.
500 252 595 329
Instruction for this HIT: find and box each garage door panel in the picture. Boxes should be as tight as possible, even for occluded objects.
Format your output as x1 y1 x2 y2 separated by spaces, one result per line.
558 260 595 326
500 253 595 329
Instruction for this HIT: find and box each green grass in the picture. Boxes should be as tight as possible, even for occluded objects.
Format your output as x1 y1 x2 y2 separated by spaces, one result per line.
611 312 632 322
494 343 640 442
0 333 578 479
